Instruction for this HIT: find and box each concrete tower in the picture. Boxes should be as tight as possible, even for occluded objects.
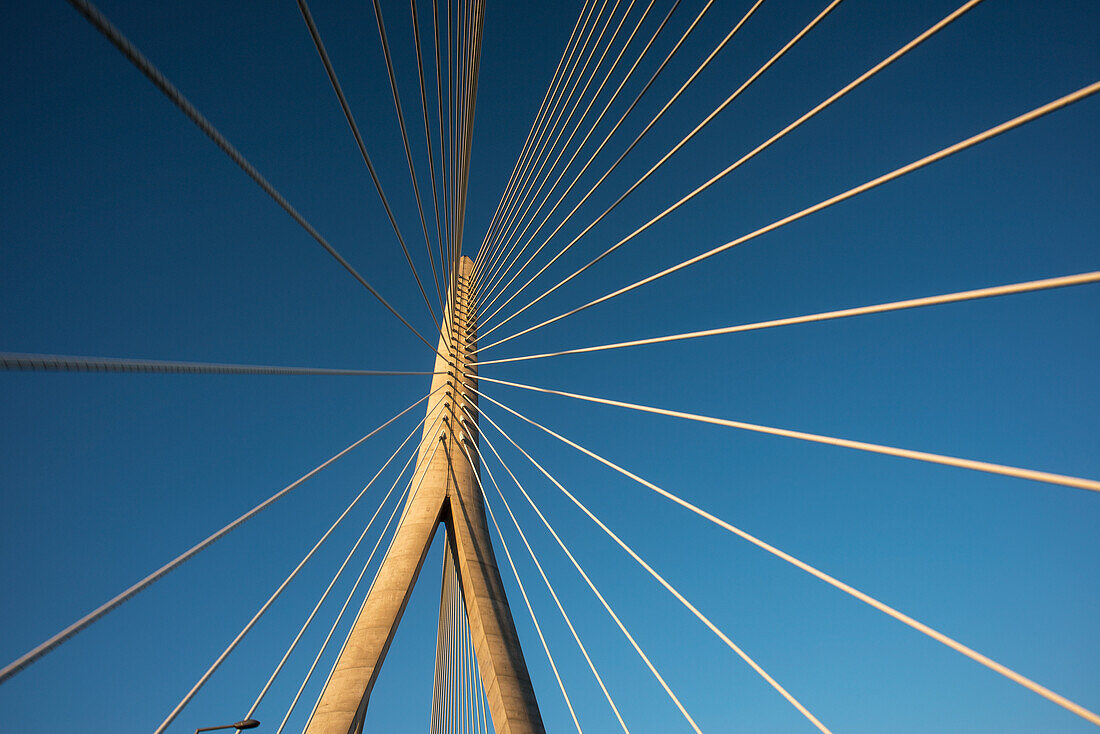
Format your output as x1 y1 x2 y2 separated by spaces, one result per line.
305 256 544 734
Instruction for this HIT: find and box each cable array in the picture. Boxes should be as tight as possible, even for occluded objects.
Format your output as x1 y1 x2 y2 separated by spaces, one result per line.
0 388 440 685
4 1 1097 732
431 540 494 734
475 80 1100 354
470 389 1100 726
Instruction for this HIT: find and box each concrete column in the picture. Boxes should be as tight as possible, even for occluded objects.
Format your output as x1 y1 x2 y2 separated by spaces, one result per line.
305 257 543 734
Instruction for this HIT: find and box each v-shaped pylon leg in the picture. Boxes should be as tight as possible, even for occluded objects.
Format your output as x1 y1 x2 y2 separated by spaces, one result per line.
305 258 544 734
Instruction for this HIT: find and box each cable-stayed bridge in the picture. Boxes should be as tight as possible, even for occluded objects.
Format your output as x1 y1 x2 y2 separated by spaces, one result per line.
1 0 1097 732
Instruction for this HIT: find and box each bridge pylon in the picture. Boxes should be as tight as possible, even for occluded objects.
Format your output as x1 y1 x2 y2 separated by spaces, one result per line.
305 256 544 734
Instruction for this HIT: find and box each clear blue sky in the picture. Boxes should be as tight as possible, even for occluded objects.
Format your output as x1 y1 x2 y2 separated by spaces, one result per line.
1 1 1097 732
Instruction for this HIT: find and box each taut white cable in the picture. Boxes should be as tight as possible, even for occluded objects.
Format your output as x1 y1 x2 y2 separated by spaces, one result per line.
459 405 631 734
470 414 702 733
473 0 682 313
476 0 777 332
474 375 1100 494
248 401 449 718
475 0 610 292
300 435 446 733
474 0 603 282
474 0 715 314
474 270 1100 366
475 0 643 306
478 0 983 336
472 387 1100 728
473 401 831 733
476 80 1100 354
456 440 584 734
0 387 439 685
474 0 596 277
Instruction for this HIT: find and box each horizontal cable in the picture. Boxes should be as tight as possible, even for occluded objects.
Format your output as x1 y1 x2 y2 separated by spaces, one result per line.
476 80 1100 354
473 399 831 733
471 411 702 733
65 0 441 357
0 386 438 685
474 270 1100 365
472 387 1100 728
0 352 442 376
475 375 1100 493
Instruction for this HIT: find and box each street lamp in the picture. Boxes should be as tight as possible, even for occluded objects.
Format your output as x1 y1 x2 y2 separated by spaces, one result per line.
195 719 259 733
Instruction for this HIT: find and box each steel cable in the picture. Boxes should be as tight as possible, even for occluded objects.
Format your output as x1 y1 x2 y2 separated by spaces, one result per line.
473 387 1100 727
472 0 602 285
481 0 983 339
472 400 832 733
474 0 765 328
456 440 584 734
0 387 439 685
474 270 1100 366
473 0 682 313
460 405 631 734
469 416 702 734
475 0 630 300
475 374 1100 492
480 0 840 339
0 352 441 376
476 80 1100 354
64 0 441 357
246 401 449 718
